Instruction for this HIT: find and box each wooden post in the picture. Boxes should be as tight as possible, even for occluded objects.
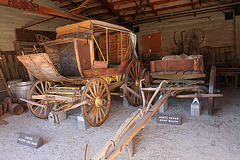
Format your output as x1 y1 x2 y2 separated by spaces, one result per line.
106 29 109 62
120 31 122 62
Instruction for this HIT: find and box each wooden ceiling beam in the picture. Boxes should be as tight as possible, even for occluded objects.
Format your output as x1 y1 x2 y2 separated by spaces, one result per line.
111 0 181 6
59 0 100 8
124 2 201 17
0 0 93 29
129 7 234 25
0 0 87 21
120 1 200 16
146 0 158 16
98 0 125 22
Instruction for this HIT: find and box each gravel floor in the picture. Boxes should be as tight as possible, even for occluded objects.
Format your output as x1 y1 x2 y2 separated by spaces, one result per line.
0 85 240 160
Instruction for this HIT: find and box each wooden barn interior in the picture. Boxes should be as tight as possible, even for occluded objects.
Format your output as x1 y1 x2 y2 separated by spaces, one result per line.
0 0 240 159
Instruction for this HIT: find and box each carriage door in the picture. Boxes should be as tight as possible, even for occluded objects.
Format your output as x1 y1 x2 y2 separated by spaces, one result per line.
74 39 92 73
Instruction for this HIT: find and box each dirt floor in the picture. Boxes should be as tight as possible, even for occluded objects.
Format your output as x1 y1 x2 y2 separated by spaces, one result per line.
0 84 240 160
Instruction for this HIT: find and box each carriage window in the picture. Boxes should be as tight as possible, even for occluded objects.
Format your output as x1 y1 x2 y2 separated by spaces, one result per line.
93 27 131 66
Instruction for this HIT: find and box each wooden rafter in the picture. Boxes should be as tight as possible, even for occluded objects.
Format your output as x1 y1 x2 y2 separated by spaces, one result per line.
146 0 158 16
46 0 238 25
2 0 94 29
96 0 125 22
0 0 87 21
111 0 182 6
122 1 201 19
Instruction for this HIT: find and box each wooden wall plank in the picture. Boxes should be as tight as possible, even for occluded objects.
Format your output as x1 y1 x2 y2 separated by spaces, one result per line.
13 55 20 79
1 55 10 81
7 55 17 79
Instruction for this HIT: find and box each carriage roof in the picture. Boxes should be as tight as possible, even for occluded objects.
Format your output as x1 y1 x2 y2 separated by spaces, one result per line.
56 20 132 37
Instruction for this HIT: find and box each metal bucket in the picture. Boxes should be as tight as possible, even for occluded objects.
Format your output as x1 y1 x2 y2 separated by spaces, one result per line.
7 79 23 97
16 81 33 99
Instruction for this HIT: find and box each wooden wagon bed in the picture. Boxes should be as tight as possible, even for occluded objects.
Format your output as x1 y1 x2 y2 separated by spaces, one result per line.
150 54 205 79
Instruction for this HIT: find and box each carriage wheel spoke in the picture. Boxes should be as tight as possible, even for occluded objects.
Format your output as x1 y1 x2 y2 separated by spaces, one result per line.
89 86 96 98
101 92 108 99
91 108 97 122
96 81 100 95
86 93 95 100
85 104 94 112
98 108 102 121
32 91 40 95
96 108 99 123
44 107 47 117
36 85 44 95
101 104 108 110
93 82 97 97
45 82 48 92
88 106 95 120
100 107 106 117
39 107 43 116
129 69 135 79
136 62 139 78
131 64 135 77
34 105 40 112
99 86 107 97
40 82 45 94
98 82 103 96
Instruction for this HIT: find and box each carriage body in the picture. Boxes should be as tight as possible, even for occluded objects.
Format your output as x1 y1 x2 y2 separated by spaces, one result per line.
17 20 145 127
18 20 136 84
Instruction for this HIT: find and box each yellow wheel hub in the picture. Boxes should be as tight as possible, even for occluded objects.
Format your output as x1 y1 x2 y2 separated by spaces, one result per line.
135 79 139 87
95 96 105 108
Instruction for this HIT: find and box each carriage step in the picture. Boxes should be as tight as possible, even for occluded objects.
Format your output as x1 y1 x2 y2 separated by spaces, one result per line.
46 89 82 94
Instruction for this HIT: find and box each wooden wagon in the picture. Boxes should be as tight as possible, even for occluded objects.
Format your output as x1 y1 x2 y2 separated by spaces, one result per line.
150 54 222 115
17 20 149 126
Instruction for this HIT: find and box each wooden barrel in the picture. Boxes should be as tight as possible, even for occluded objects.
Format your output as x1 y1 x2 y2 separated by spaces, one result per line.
16 81 33 99
8 103 24 115
7 79 23 97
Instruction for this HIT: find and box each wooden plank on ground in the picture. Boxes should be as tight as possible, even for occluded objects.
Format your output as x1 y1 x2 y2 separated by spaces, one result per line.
103 91 172 160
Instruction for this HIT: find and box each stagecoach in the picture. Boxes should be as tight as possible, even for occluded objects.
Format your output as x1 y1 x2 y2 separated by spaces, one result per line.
18 20 149 126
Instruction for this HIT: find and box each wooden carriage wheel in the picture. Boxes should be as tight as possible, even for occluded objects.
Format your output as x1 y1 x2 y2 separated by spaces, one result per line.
208 66 216 115
81 77 111 127
124 60 145 106
27 80 55 119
